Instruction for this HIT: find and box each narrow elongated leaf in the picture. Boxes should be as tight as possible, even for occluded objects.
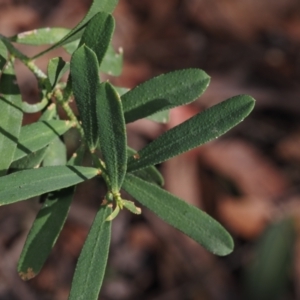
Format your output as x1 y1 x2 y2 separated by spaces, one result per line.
0 166 98 205
9 28 70 45
0 39 8 73
100 45 123 76
127 147 164 186
69 204 112 300
10 147 48 170
244 218 295 300
128 95 255 172
70 45 99 151
97 83 127 192
79 12 114 66
18 147 85 280
47 57 69 89
0 35 28 61
22 97 49 113
13 120 73 161
122 174 233 256
0 59 23 175
121 69 210 123
33 0 119 58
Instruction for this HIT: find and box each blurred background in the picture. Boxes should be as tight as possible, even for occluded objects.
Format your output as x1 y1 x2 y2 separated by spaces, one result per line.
1 0 300 299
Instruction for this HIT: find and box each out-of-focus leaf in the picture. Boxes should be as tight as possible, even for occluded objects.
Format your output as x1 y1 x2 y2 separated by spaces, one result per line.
13 120 73 162
128 95 255 172
122 199 141 214
113 85 128 96
122 174 234 256
0 166 99 205
79 12 114 67
69 205 112 300
33 0 119 58
70 45 99 151
63 39 80 55
121 69 210 123
244 218 296 300
97 83 127 192
43 137 67 166
9 28 70 45
100 45 123 76
0 59 23 175
18 147 85 280
47 57 69 89
39 103 57 121
0 35 28 61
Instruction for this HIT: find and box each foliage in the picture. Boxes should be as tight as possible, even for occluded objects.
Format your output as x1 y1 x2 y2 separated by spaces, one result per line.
0 0 255 298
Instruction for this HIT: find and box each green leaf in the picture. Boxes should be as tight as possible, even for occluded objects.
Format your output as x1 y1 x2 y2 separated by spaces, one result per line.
121 199 141 214
39 103 57 121
97 83 127 192
0 39 8 73
43 137 67 166
63 39 80 55
106 205 120 221
10 147 48 170
21 97 49 113
0 165 99 206
70 45 99 151
122 174 233 256
244 218 295 300
18 147 85 280
47 57 69 89
33 0 119 58
100 45 123 76
147 110 170 124
13 120 73 162
0 59 23 175
127 147 164 186
121 69 210 123
69 204 112 300
9 28 70 45
0 35 28 61
79 12 115 67
128 95 255 172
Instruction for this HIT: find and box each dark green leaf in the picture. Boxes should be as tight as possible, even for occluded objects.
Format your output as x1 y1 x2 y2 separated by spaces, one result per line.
127 147 164 186
121 69 210 123
13 120 73 162
0 60 23 175
100 45 123 76
244 218 295 300
0 165 99 205
70 45 99 151
97 83 127 192
122 174 233 256
18 147 85 280
33 0 119 58
47 57 69 89
79 12 114 66
128 95 255 172
69 204 112 300
0 39 8 73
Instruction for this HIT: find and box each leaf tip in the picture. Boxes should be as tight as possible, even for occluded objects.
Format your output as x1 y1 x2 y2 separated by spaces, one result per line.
19 268 36 281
